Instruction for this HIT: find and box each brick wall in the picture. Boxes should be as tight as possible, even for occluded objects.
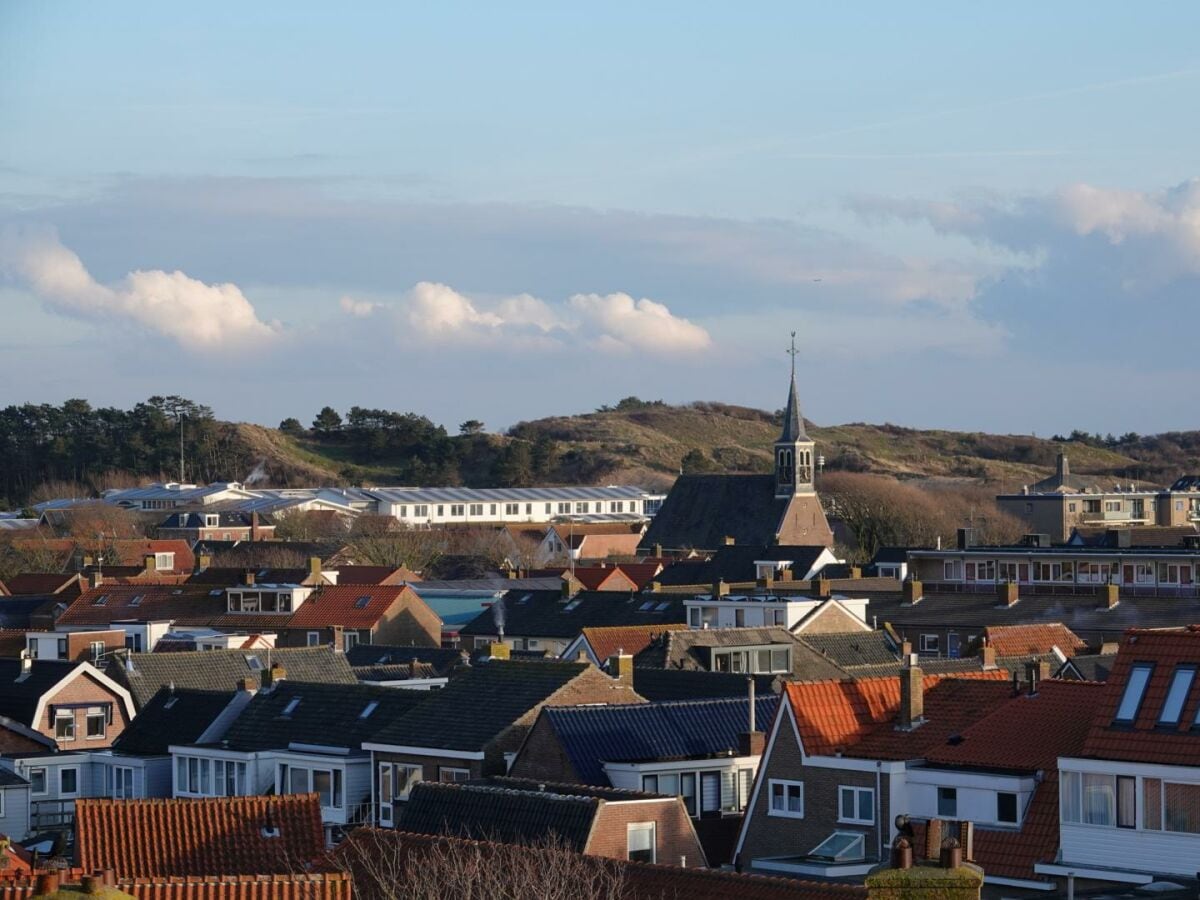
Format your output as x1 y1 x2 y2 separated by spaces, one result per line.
39 671 130 749
65 631 125 663
796 602 867 635
507 714 582 783
586 799 706 867
375 593 441 648
0 724 50 754
737 713 888 867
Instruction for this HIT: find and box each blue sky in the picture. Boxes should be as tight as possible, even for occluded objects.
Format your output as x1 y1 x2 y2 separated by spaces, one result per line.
2 2 1199 435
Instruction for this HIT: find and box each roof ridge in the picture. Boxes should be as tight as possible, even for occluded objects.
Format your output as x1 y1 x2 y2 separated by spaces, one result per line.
421 782 598 805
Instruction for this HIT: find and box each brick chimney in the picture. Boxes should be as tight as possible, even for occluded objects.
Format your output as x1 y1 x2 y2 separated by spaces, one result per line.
143 554 157 574
711 579 730 598
723 536 736 546
902 577 922 605
250 511 261 541
196 552 212 573
243 569 256 586
261 661 287 690
1025 659 1050 695
979 643 997 671
897 655 924 731
811 576 832 599
607 651 634 687
89 571 103 589
738 676 765 757
308 556 323 580
488 641 511 660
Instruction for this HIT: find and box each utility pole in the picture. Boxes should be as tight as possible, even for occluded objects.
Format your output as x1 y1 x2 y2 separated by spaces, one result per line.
179 412 186 483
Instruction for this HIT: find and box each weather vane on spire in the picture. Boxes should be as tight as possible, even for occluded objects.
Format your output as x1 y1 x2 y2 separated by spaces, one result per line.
786 331 798 378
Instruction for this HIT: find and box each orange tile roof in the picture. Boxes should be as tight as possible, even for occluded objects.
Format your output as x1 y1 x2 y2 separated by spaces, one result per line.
75 795 328 878
613 563 664 589
1081 626 1200 765
983 622 1087 658
784 671 1010 758
1 573 82 596
580 624 688 661
0 871 351 900
59 585 224 627
287 584 431 629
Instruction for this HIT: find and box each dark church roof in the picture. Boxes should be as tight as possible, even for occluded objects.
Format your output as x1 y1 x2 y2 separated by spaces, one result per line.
779 370 809 443
639 474 785 553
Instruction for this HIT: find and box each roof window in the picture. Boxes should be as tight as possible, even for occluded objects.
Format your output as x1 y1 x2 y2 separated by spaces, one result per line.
638 601 657 612
1159 666 1196 725
129 595 144 607
281 697 301 717
244 655 264 671
359 701 379 719
1114 663 1154 723
92 595 108 606
354 595 371 609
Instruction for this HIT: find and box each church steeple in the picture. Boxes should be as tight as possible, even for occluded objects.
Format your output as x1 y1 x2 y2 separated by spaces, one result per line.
775 332 815 497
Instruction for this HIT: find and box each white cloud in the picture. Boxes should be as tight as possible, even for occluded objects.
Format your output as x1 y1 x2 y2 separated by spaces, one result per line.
339 295 380 318
0 227 279 350
568 292 711 353
358 281 711 354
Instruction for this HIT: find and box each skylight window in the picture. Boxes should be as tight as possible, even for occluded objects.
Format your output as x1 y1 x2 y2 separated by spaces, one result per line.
245 655 264 671
282 697 301 716
1115 663 1154 723
359 701 379 719
1159 667 1196 725
655 601 672 611
92 595 108 606
808 831 865 862
562 600 582 612
638 601 657 611
517 594 532 605
354 595 371 608
129 595 144 607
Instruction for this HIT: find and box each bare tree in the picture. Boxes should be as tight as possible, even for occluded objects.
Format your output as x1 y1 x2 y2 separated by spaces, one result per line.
331 829 626 900
347 528 447 573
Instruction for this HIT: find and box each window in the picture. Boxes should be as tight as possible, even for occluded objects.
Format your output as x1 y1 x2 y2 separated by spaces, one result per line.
343 631 360 652
86 707 106 739
1061 772 1134 827
55 710 75 741
575 502 588 514
440 767 470 783
113 766 135 799
768 780 804 818
215 760 246 797
505 503 519 516
808 831 866 863
414 505 428 518
90 640 105 662
997 792 1018 824
919 634 939 653
280 765 343 809
396 764 423 799
688 608 701 627
307 631 321 646
680 773 697 817
378 764 394 826
838 786 874 825
60 767 79 796
1068 502 1077 513
1160 667 1196 725
1115 663 1154 722
1105 500 1123 513
92 594 108 606
1144 779 1200 834
436 505 444 517
943 560 963 581
937 787 957 818
56 638 68 659
627 823 655 864
469 504 483 517
397 505 408 518
28 767 46 795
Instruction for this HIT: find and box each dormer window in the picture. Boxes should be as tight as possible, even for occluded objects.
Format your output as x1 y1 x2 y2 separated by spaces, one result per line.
1159 666 1196 725
205 515 219 528
1114 663 1154 723
155 552 175 571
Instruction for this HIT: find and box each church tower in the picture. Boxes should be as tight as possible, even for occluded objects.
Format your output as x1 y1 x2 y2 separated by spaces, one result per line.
775 333 816 498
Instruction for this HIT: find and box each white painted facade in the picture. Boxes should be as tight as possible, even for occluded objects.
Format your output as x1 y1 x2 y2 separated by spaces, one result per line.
603 756 759 818
684 594 869 631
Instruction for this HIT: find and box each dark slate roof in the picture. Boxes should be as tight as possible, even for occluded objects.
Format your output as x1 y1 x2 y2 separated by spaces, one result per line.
0 768 28 788
0 596 58 628
369 660 591 752
797 631 899 668
112 687 237 756
457 590 686 639
1056 652 1117 682
535 695 780 785
0 659 77 725
345 644 464 674
631 669 778 702
474 776 657 802
635 627 849 681
638 474 785 553
398 781 599 851
107 646 357 708
866 591 1200 646
161 511 268 528
352 663 440 682
217 680 428 752
779 371 809 443
1068 526 1199 548
869 547 910 565
654 545 826 587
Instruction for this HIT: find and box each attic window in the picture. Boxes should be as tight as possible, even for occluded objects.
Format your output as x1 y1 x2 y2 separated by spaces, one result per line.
164 696 179 710
655 601 671 612
638 601 657 612
245 655 264 671
354 595 371 609
129 595 145 607
359 701 379 719
93 595 109 606
517 594 532 605
562 600 582 612
1159 667 1196 725
1114 663 1154 723
282 697 301 717
209 589 223 597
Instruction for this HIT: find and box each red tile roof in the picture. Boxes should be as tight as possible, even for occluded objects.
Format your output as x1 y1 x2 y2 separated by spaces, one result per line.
75 795 328 878
59 586 224 627
983 622 1087 658
531 567 636 591
614 563 664 589
580 624 688 662
287 584 431 629
334 565 421 585
1 573 82 596
0 871 351 900
1081 626 1200 765
784 671 1010 758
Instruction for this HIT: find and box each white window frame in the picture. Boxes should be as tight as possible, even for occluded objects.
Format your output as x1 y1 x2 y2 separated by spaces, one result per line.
307 631 321 646
378 763 394 826
85 707 107 740
28 767 47 796
55 709 76 742
396 764 423 800
838 785 874 825
768 779 804 818
343 631 360 653
626 822 656 864
113 765 135 799
919 634 940 653
937 786 958 818
439 767 470 783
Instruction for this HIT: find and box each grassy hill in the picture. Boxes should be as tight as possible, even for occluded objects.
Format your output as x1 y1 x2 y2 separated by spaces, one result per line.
240 400 1196 493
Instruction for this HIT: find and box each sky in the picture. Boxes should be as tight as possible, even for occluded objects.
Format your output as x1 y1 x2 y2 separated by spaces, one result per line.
2 2 1200 436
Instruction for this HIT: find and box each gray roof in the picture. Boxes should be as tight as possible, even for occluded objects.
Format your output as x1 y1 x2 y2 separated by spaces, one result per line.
797 631 900 668
106 646 357 708
631 669 778 702
1056 652 1117 682
398 781 601 851
113 688 237 756
639 474 786 553
654 545 827 587
366 485 657 504
0 659 78 725
457 590 687 639
778 370 809 443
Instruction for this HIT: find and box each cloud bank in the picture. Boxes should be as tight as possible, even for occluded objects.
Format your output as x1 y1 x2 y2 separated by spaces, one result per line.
347 281 712 354
0 228 281 351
